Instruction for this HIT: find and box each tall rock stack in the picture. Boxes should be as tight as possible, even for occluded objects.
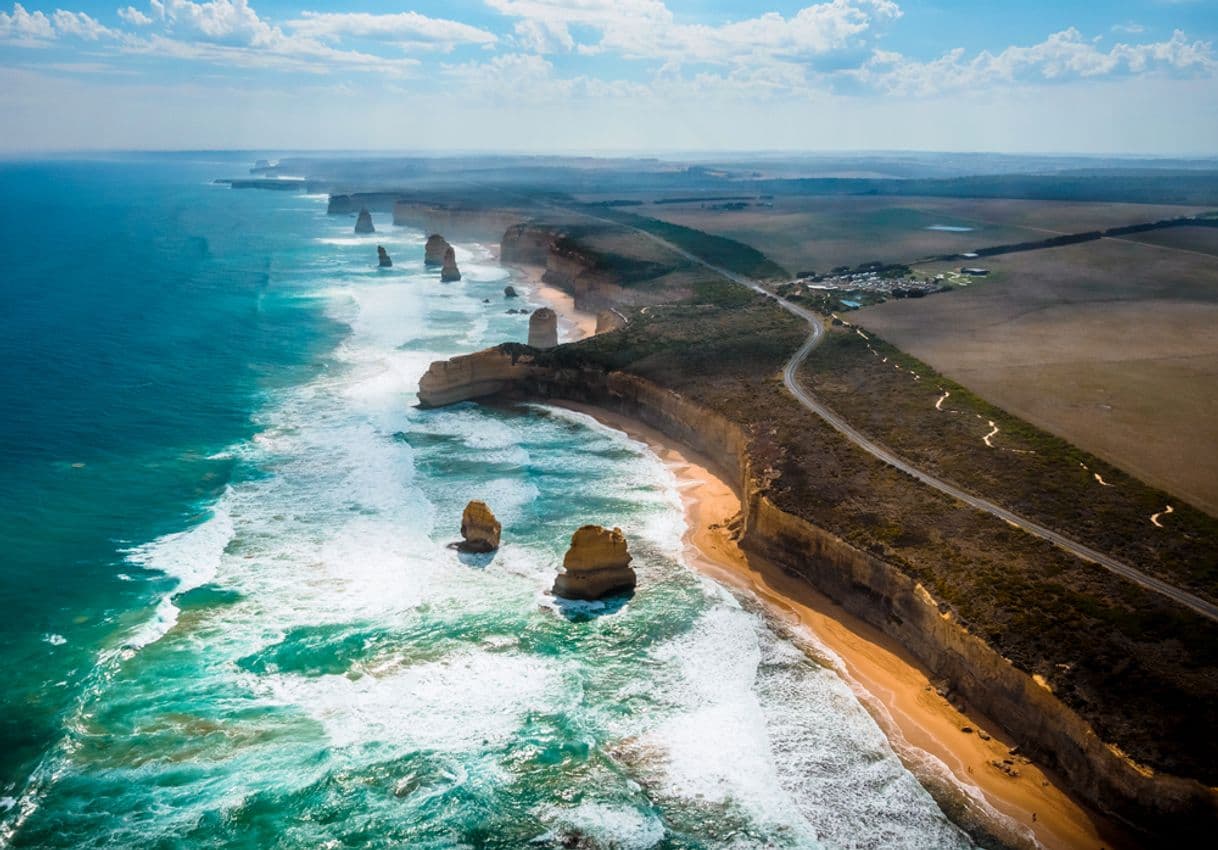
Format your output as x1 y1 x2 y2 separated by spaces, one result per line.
459 501 501 553
440 246 462 282
354 208 375 234
377 246 392 268
528 308 559 349
552 526 636 600
424 234 450 267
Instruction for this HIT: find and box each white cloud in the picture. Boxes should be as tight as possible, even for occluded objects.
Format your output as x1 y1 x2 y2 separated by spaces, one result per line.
286 11 496 51
853 28 1216 96
118 6 153 26
486 0 901 65
0 3 54 43
51 9 119 40
142 0 277 45
1112 22 1145 35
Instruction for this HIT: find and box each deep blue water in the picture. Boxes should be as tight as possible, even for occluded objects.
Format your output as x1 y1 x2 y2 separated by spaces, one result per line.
0 157 979 849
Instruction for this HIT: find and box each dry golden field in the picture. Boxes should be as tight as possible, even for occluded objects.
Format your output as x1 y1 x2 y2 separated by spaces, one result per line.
858 232 1218 514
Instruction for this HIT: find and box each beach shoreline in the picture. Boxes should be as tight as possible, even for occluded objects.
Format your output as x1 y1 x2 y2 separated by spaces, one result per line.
551 398 1127 850
504 261 599 342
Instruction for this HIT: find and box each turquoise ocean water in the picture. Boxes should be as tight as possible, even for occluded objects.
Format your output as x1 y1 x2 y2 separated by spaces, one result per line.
0 156 979 849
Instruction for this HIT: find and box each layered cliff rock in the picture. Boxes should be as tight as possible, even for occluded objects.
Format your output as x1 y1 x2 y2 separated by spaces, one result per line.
394 201 523 242
501 223 556 265
552 525 636 600
440 246 461 282
377 246 392 268
528 308 558 349
414 345 1218 837
417 347 544 409
501 224 676 312
460 501 501 552
424 234 450 267
354 208 375 234
328 193 402 215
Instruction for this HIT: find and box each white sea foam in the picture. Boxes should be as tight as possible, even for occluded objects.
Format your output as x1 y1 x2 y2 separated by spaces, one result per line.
121 498 235 648
11 221 983 849
538 802 665 850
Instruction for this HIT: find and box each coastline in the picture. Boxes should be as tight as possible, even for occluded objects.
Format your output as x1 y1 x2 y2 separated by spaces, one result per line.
505 262 599 341
553 399 1126 850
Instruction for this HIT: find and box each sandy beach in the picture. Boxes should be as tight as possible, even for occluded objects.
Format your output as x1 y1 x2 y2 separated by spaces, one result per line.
552 399 1129 850
507 262 599 342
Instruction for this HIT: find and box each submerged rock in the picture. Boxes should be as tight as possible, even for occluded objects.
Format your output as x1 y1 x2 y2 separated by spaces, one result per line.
552 526 636 600
354 208 375 234
460 501 501 552
424 234 450 267
528 307 558 349
504 285 518 298
377 246 393 268
440 245 461 282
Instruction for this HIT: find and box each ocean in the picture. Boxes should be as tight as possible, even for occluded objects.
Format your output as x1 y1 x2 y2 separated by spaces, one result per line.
0 155 977 849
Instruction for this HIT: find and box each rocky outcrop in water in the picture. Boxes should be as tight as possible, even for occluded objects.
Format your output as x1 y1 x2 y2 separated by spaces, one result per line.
552 526 636 600
528 308 558 349
504 286 518 299
440 246 461 282
424 234 450 267
377 246 392 268
354 208 375 234
417 347 543 409
459 501 501 552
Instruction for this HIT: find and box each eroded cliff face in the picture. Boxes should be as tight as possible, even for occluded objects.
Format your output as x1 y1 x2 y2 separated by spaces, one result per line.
503 225 677 312
501 223 555 266
413 346 1218 839
394 202 523 242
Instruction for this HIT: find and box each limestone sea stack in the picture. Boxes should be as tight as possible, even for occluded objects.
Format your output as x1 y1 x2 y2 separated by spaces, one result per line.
440 246 461 282
528 308 558 349
459 501 501 552
552 526 636 600
377 246 392 268
424 234 450 267
504 285 518 299
355 208 375 234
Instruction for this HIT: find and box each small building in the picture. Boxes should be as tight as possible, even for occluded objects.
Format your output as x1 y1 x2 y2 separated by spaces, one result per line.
960 267 990 276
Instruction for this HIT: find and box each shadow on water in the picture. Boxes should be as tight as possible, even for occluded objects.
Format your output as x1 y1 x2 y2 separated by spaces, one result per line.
446 542 497 570
551 591 635 622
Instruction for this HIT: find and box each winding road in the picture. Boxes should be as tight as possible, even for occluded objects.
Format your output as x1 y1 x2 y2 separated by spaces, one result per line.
598 213 1218 623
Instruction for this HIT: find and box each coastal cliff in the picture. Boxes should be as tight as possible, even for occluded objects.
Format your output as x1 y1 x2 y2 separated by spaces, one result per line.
501 223 677 312
394 201 524 242
415 345 1218 839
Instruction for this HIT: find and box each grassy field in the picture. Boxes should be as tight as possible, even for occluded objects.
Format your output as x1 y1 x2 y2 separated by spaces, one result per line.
588 195 1208 273
858 236 1218 514
802 325 1218 600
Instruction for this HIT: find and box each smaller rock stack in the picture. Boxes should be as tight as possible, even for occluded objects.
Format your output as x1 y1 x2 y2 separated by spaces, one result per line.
354 208 375 234
552 526 636 600
459 501 501 552
377 246 392 268
504 285 518 299
440 246 462 282
424 234 450 267
528 308 558 349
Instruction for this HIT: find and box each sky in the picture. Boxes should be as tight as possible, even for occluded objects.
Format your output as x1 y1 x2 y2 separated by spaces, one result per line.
1 1 1216 154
